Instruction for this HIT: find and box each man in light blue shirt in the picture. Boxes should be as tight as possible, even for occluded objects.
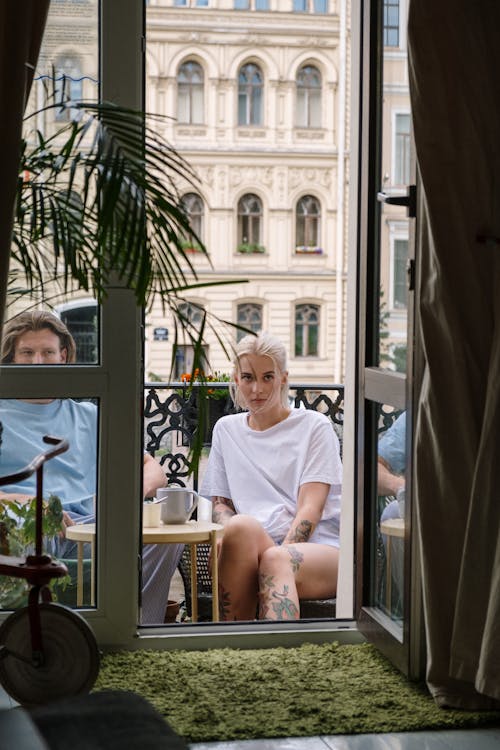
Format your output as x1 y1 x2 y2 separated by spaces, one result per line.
0 310 181 623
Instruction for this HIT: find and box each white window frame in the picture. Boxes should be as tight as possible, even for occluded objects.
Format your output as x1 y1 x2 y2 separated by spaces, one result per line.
0 0 364 650
391 108 411 187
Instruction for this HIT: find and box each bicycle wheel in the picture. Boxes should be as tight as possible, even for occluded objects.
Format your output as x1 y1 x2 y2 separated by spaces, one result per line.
0 603 100 706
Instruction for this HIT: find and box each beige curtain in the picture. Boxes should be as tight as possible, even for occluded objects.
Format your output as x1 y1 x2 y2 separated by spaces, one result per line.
409 1 500 709
0 0 50 331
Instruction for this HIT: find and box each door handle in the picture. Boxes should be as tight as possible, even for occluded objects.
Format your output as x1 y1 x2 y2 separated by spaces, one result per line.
377 184 416 218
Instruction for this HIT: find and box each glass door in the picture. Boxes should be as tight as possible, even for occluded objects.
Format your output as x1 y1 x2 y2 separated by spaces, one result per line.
355 0 424 677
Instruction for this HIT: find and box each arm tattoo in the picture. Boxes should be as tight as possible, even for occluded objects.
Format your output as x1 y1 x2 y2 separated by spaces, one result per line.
212 496 236 524
286 519 313 544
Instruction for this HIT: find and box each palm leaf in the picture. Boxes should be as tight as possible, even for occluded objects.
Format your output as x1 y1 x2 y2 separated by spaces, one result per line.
14 99 210 309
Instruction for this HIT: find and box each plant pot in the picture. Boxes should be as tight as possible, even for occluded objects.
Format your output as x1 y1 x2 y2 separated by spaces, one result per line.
164 599 180 623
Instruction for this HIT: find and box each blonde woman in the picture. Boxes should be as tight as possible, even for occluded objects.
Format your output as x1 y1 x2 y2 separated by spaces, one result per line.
200 332 342 621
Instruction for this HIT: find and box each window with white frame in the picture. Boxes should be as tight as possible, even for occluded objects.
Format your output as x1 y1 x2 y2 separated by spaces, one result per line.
177 60 204 125
54 55 83 121
236 303 263 341
383 0 400 46
237 193 263 249
295 195 321 252
174 302 208 377
294 303 320 357
394 112 410 185
392 237 408 309
293 0 328 12
235 0 270 8
181 192 204 245
238 63 263 126
296 65 322 128
174 0 209 6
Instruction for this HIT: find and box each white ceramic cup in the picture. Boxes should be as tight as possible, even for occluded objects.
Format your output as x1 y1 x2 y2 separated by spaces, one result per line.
157 487 199 524
143 501 161 527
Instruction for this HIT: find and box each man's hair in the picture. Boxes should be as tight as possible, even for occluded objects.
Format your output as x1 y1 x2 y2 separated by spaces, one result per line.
1 310 77 364
230 331 289 409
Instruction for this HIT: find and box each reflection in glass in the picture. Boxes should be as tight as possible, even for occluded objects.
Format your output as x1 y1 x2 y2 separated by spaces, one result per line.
378 0 409 373
8 1 100 362
0 396 99 612
371 404 406 622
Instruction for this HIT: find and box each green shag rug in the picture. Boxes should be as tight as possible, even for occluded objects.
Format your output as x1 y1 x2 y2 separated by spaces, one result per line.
94 642 500 743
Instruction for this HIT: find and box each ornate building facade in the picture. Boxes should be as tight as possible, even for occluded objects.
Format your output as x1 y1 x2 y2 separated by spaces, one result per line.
144 0 350 384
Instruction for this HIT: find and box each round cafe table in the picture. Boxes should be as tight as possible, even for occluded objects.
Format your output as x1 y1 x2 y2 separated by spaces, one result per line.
65 520 223 622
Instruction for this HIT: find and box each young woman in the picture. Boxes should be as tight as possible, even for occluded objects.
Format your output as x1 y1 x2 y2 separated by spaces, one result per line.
200 332 342 621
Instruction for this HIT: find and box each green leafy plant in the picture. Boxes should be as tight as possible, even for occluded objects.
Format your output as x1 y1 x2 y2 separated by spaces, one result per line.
8 90 249 473
0 495 71 609
236 242 266 254
178 369 231 400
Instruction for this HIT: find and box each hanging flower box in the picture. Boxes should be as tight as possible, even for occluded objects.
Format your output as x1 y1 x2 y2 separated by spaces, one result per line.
236 243 266 254
295 246 323 255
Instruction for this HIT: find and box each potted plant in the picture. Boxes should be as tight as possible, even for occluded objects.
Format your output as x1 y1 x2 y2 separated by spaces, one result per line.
178 369 233 445
0 496 71 609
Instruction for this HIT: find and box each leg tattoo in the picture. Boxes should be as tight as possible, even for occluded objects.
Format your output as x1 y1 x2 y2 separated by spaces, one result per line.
258 574 299 620
287 545 304 573
219 586 232 620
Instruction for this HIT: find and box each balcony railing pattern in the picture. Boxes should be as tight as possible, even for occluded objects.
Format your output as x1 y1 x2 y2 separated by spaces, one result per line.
144 382 345 488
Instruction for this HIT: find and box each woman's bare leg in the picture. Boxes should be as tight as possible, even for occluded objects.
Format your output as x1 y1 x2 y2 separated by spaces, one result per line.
258 543 338 620
218 514 274 620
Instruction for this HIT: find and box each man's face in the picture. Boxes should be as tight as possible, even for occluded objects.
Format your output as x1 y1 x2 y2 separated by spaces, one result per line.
13 328 67 365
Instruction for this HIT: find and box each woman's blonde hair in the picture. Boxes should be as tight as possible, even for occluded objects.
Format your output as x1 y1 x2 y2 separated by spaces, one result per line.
230 331 289 409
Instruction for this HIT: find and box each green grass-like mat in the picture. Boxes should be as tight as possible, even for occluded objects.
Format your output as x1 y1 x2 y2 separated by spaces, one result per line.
94 642 500 742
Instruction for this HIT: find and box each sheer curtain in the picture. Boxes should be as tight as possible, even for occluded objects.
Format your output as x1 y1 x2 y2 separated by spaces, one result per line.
409 0 500 709
0 0 50 330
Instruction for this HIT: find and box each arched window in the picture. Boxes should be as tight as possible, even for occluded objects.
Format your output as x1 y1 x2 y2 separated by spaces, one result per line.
175 302 208 378
296 65 322 128
295 303 320 357
238 63 263 126
177 301 205 331
181 192 204 246
54 55 83 121
295 195 321 252
177 60 204 125
237 193 263 250
236 303 263 341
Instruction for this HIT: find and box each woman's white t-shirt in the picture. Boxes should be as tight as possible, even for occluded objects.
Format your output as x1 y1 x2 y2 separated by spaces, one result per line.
200 408 342 547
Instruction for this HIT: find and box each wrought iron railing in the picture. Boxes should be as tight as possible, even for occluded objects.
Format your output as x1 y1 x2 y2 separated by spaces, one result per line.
143 382 345 489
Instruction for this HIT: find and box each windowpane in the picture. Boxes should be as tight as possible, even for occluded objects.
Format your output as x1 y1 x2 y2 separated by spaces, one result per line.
371 405 406 621
395 113 411 185
238 63 263 126
234 0 249 7
296 65 322 128
237 193 262 245
383 0 400 47
237 303 263 341
295 304 320 356
314 0 328 12
296 195 321 249
181 193 204 241
393 239 408 309
178 61 204 125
